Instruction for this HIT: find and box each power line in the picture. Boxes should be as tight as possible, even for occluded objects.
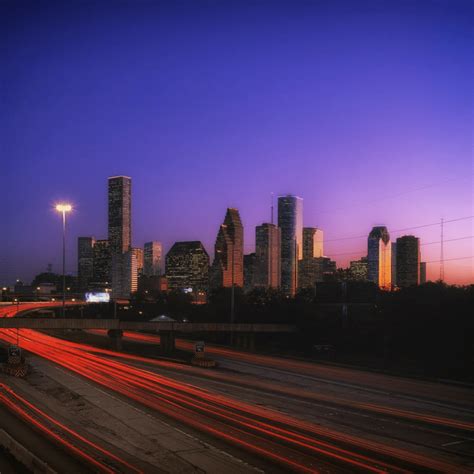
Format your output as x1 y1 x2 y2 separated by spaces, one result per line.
322 236 474 260
425 256 474 264
324 215 474 243
421 236 474 246
317 173 474 216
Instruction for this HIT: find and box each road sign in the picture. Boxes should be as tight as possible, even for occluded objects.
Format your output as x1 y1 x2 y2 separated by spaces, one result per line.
195 341 205 353
8 345 21 358
114 299 130 305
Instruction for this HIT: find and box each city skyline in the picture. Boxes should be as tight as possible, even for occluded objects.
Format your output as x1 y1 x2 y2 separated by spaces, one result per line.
2 177 473 286
0 2 472 472
1 0 472 285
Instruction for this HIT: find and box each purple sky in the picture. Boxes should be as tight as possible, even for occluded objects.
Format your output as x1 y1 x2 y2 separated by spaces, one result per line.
1 0 473 285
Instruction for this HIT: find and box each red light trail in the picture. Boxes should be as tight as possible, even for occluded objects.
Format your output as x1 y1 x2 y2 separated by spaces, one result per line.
85 329 474 433
0 303 470 473
0 381 140 473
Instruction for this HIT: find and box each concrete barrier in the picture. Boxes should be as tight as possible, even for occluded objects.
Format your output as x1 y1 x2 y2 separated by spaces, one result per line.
0 428 56 473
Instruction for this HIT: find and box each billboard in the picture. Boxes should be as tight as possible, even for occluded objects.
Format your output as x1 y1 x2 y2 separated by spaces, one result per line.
85 292 110 303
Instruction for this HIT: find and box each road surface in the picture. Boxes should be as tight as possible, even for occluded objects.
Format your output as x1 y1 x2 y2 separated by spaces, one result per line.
0 303 473 473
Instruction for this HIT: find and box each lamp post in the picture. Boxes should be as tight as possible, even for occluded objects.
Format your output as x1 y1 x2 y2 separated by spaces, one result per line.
55 203 72 318
13 298 19 345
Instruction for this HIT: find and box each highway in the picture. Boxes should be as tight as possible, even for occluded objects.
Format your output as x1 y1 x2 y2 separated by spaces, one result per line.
0 381 141 473
91 329 474 407
0 303 473 473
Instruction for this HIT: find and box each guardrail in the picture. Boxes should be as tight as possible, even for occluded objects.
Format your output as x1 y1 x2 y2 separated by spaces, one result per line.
0 318 296 333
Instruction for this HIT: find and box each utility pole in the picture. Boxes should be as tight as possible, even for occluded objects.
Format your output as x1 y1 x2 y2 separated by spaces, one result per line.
294 239 297 297
55 204 72 318
270 192 274 288
230 241 235 346
230 241 235 324
62 210 66 316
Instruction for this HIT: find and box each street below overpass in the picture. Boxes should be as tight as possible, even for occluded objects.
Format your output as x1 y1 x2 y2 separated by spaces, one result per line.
0 302 473 473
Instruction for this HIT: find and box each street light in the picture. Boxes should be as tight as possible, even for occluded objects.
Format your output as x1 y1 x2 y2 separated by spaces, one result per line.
55 203 72 318
13 298 19 345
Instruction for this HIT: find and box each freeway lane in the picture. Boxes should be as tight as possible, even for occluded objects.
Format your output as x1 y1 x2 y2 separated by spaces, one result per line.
0 327 413 473
1 303 473 472
0 382 141 473
101 330 474 408
89 329 474 413
83 329 474 433
80 329 474 470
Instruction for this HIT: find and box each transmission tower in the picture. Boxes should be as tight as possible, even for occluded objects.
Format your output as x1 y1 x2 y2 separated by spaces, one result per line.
440 217 445 281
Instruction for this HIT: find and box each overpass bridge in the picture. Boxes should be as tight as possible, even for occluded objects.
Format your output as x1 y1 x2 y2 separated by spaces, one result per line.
0 318 297 353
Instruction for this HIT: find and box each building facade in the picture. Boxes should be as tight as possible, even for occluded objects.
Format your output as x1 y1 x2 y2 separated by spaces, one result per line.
108 176 132 298
122 248 139 298
108 176 131 254
91 239 111 288
144 241 162 276
349 257 368 281
367 226 391 290
278 195 303 296
391 242 397 287
133 247 144 276
396 235 420 287
77 237 95 291
303 227 323 259
165 241 210 291
298 257 336 289
255 223 281 288
243 253 257 293
211 208 244 288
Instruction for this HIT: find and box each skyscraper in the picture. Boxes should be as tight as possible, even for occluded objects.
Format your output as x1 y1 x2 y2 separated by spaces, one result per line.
108 176 131 254
133 247 144 275
243 253 257 293
278 195 303 296
165 241 210 291
391 242 397 287
122 248 139 298
396 235 420 287
303 227 323 259
77 237 95 291
349 257 368 281
211 208 244 288
144 241 162 276
108 176 132 298
367 226 391 290
92 239 111 288
255 223 281 288
298 257 336 288
420 261 427 284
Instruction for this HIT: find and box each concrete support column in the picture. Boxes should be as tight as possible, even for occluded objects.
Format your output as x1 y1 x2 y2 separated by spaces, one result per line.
107 329 123 351
246 333 256 352
235 334 244 349
234 333 256 351
160 331 176 354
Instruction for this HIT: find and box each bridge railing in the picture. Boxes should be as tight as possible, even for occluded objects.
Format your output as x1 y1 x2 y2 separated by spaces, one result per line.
0 318 296 333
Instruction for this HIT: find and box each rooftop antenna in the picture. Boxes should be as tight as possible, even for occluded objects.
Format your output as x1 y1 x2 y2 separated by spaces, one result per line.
271 192 274 225
440 217 445 281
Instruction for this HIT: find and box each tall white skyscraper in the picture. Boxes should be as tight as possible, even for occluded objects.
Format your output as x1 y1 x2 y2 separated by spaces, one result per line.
278 195 303 296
